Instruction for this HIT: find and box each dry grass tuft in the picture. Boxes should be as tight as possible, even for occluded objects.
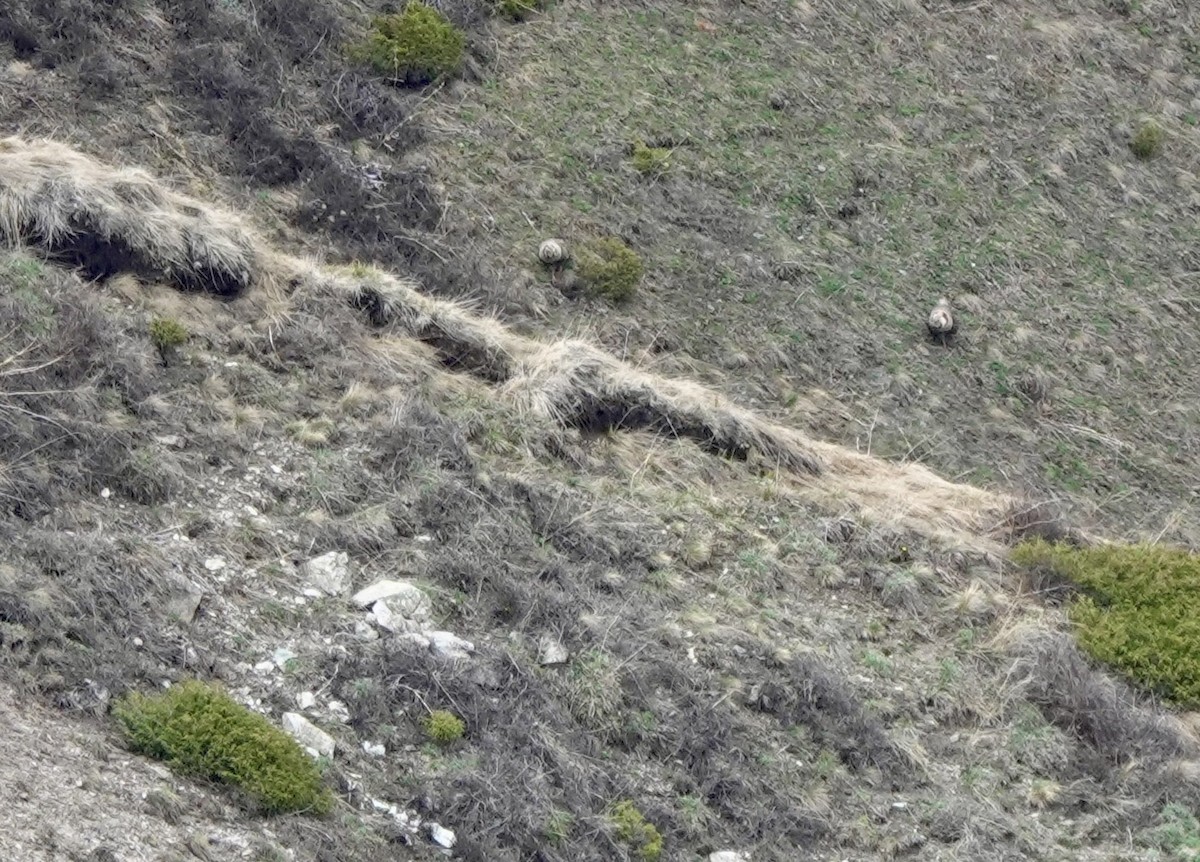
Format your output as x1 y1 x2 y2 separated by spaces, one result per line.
0 137 258 296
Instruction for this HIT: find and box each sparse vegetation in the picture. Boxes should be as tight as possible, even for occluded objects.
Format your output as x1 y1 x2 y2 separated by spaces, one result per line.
630 138 671 176
575 237 644 302
350 4 466 86
1012 539 1200 706
148 317 189 359
495 0 546 21
609 800 663 862
1131 120 1165 159
113 681 333 815
423 709 466 745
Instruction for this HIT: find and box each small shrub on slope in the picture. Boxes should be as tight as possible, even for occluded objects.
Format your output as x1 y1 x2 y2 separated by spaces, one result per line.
114 680 332 814
576 237 644 303
1011 539 1200 707
350 3 465 86
424 708 466 745
1131 120 1164 160
609 800 663 861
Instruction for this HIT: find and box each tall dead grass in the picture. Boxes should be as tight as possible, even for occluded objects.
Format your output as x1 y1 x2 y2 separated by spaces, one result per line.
0 135 1015 542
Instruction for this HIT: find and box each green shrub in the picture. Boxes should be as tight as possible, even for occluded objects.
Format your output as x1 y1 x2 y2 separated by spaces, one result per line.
1144 802 1200 857
630 138 671 176
495 0 546 21
609 800 663 861
148 317 189 352
544 808 574 845
350 3 465 86
1011 539 1200 706
113 680 332 814
423 709 466 745
1131 120 1164 160
576 237 643 303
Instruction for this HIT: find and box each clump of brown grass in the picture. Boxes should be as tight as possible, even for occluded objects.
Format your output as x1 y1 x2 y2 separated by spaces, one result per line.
0 137 258 296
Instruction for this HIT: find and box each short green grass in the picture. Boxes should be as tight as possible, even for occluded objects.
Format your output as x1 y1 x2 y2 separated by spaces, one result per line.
1012 539 1200 706
114 680 332 814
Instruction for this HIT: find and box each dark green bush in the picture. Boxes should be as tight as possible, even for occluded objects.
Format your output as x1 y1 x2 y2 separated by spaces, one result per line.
1131 120 1164 160
630 138 671 176
576 237 644 303
114 680 333 814
1011 539 1200 706
350 3 465 86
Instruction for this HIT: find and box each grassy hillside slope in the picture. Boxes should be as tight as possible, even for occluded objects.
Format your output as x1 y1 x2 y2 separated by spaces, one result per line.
0 1 1199 861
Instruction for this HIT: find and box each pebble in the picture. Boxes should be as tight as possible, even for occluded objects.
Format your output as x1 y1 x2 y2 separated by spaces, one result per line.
429 823 456 849
280 713 335 759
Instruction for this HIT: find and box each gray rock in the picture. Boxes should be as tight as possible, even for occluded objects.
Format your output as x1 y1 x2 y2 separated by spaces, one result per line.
352 579 431 619
429 823 456 849
281 712 336 759
362 741 386 757
710 853 750 862
537 636 570 666
427 631 474 660
302 551 351 596
164 581 204 624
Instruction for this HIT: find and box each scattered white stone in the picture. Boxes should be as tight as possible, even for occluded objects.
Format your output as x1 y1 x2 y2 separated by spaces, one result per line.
537 636 569 666
429 823 456 849
272 647 296 670
428 631 474 660
132 637 143 647
372 600 397 632
100 487 112 499
362 741 386 757
281 713 335 759
710 853 750 862
302 551 352 596
327 700 351 723
203 557 226 572
301 588 323 599
154 434 184 449
351 580 431 619
296 691 317 710
415 534 433 543
270 464 282 474
253 661 275 674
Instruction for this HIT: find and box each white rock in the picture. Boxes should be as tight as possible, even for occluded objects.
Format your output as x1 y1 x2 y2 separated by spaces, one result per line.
100 487 112 499
327 700 350 723
710 853 750 862
537 636 570 666
399 632 432 650
372 600 396 631
352 580 431 619
301 588 323 598
362 741 386 757
281 713 335 759
253 661 275 674
296 691 317 710
428 631 474 660
272 647 296 670
203 557 226 571
302 551 352 596
429 823 456 849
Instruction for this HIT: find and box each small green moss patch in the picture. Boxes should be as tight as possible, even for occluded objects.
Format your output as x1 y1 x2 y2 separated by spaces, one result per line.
609 800 663 861
1130 120 1164 160
1011 539 1200 706
424 709 466 745
114 680 333 814
575 237 644 303
350 3 465 86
